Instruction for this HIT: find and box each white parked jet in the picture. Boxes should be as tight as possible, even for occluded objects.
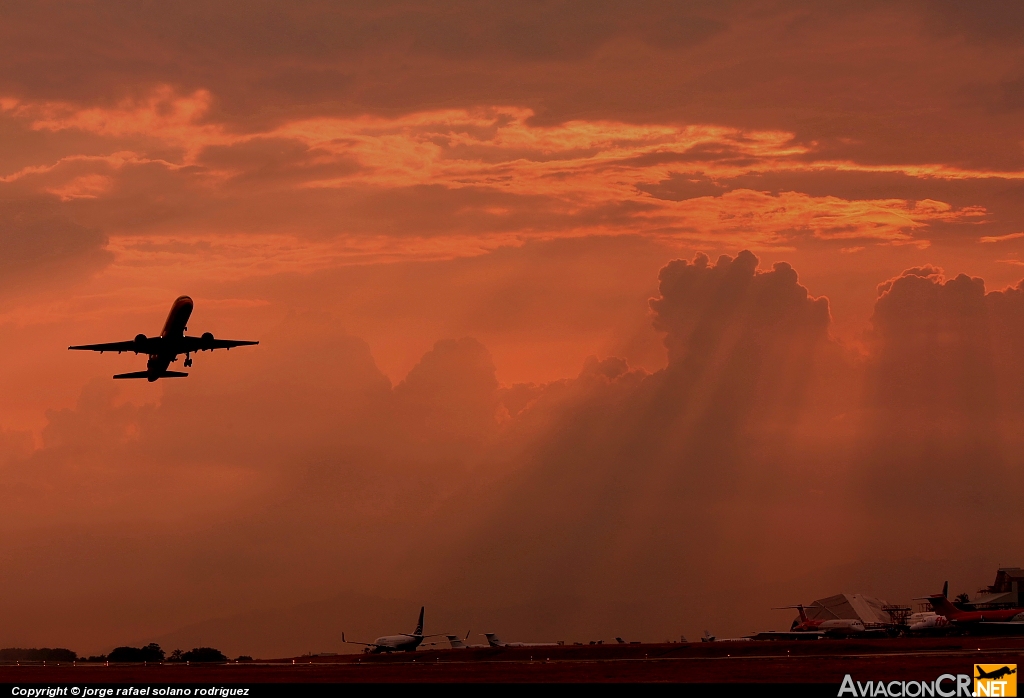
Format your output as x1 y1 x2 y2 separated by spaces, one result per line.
445 631 488 649
701 630 753 642
907 611 949 632
483 633 559 648
342 607 446 653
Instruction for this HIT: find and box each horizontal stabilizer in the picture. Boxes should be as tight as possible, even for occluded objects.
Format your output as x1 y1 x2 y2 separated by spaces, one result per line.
113 370 188 380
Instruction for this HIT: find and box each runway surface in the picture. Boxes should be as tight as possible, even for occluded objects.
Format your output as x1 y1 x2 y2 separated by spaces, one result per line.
2 636 1022 683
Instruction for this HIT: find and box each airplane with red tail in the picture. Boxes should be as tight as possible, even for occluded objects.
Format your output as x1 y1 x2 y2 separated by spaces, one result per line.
774 605 866 636
924 593 1024 625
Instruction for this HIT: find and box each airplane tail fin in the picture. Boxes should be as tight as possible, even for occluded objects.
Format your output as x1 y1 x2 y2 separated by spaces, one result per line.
942 581 949 599
927 593 960 618
774 604 811 622
484 633 501 647
113 370 188 380
414 606 424 636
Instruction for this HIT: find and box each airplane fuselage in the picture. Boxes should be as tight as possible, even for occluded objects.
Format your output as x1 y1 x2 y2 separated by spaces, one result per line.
483 633 558 648
145 296 194 378
366 635 423 653
795 619 865 635
908 612 949 632
928 595 1024 624
162 295 193 338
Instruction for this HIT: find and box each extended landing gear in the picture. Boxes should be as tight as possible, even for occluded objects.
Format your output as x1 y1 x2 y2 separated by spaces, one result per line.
184 353 193 368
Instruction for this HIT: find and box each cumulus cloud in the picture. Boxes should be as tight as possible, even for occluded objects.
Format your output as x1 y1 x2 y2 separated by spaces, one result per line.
394 338 500 458
6 0 1024 653
856 267 1024 547
3 250 1024 654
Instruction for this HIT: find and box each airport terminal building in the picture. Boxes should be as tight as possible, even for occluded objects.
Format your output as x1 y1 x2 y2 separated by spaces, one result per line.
969 567 1024 609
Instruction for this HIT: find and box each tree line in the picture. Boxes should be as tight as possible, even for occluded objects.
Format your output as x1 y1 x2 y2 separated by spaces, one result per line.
0 645 233 663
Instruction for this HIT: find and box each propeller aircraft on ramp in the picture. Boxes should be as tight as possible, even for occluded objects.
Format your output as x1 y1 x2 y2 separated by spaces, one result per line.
69 295 259 382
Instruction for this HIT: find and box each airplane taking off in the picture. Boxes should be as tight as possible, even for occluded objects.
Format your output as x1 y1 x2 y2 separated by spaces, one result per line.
483 633 559 648
69 296 258 382
343 607 447 653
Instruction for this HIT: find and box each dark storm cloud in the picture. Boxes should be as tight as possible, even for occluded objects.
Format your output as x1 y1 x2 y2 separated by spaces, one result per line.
842 265 1024 559
393 337 500 457
6 249 1024 652
196 138 363 188
651 250 830 364
922 0 1024 44
6 0 1024 656
0 199 111 287
961 74 1024 115
406 252 848 638
0 1 725 114
2 0 1020 175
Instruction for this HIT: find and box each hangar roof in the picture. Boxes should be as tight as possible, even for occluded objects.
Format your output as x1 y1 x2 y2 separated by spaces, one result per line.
803 593 893 625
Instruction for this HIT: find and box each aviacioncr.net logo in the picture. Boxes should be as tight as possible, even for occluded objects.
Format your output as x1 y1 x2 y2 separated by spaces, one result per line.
838 673 972 697
974 664 1017 697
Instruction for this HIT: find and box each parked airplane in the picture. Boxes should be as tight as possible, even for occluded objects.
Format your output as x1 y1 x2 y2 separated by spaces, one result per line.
701 630 753 642
907 611 950 632
923 593 1024 625
445 631 487 649
775 605 866 636
69 296 258 381
483 633 559 648
342 607 447 653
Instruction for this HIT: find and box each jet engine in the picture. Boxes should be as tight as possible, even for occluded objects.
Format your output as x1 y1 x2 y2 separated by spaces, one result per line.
134 333 147 350
201 331 214 349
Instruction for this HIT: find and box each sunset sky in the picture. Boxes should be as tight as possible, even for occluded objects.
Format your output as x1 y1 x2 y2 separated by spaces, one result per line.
2 1 1024 656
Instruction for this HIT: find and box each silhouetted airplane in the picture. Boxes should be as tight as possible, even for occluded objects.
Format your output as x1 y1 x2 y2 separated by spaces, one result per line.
69 296 258 382
342 607 447 653
977 666 1017 680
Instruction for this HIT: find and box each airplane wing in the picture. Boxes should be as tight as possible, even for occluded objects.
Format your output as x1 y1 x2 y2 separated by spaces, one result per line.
747 631 824 640
181 335 259 352
341 633 381 647
972 621 1024 625
68 340 142 353
114 370 188 380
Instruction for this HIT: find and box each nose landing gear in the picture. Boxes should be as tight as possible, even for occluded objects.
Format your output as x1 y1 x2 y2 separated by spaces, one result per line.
184 353 193 368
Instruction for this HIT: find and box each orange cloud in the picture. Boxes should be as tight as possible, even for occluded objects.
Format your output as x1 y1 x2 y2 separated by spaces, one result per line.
0 89 1011 273
980 232 1024 243
5 87 224 161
